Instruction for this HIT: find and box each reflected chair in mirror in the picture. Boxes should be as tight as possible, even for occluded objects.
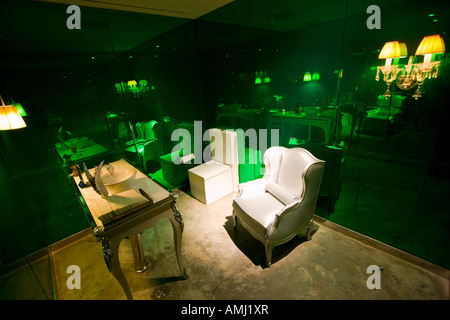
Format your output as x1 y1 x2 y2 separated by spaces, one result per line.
337 102 367 145
232 146 325 267
299 142 344 215
363 94 405 138
124 120 163 172
136 120 160 141
142 139 163 172
159 121 199 187
160 116 178 154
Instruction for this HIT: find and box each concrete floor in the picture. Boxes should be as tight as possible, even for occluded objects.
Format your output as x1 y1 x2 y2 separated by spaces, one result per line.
1 124 449 301
44 190 448 300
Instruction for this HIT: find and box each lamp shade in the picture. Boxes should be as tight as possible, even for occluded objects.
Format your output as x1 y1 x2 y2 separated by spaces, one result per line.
0 104 27 130
378 41 407 59
303 72 312 82
415 34 446 55
312 72 320 81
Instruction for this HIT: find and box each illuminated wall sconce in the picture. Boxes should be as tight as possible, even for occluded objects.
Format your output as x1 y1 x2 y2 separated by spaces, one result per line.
303 72 312 82
376 34 445 99
0 95 27 130
115 79 152 97
312 72 320 81
254 72 262 84
139 79 149 91
255 71 270 84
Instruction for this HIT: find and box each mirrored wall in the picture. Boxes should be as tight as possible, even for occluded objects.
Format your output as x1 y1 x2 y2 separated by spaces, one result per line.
1 0 449 299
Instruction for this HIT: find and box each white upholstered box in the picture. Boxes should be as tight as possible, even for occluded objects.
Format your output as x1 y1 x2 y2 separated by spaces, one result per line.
188 160 233 205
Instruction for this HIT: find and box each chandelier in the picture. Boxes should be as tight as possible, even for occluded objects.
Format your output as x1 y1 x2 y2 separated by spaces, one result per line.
376 34 445 99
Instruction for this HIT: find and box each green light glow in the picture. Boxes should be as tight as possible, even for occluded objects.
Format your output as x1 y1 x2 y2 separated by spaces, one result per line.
255 77 262 84
263 76 270 83
14 103 27 117
333 69 343 78
312 72 320 81
115 79 152 95
303 72 312 82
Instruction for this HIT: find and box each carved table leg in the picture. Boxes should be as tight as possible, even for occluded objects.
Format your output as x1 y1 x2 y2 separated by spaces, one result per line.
94 227 134 300
129 233 148 273
170 197 189 279
110 238 134 300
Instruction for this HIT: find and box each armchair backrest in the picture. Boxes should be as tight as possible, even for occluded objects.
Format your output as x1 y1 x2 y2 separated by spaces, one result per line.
136 120 160 140
263 147 325 243
263 146 324 200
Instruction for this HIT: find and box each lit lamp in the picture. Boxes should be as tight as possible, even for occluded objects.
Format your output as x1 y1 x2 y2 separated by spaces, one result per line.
254 72 262 84
411 34 445 99
303 72 312 82
128 80 138 93
378 41 407 68
415 34 445 70
312 72 320 81
0 95 27 130
375 35 445 99
376 41 407 97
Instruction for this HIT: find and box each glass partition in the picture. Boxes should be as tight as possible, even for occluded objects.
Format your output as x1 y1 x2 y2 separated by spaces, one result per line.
0 0 448 300
332 0 450 269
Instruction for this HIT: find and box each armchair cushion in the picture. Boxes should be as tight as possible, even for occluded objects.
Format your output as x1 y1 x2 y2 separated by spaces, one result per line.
232 193 285 236
265 181 296 205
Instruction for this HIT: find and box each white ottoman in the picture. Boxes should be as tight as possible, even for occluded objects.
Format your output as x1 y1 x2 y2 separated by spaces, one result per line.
188 160 233 205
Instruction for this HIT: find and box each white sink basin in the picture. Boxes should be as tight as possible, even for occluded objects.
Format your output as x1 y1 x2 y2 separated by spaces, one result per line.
101 163 137 195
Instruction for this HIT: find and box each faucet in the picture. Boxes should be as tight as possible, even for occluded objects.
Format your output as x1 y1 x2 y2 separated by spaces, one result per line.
104 163 115 176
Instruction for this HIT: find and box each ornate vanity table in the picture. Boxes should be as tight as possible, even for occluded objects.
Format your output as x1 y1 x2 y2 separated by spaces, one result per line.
69 159 188 300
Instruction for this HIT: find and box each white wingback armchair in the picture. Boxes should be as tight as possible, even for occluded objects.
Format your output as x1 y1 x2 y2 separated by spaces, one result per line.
232 146 325 267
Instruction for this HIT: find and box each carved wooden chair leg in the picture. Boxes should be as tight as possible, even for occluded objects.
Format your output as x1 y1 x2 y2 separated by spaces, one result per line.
305 219 314 241
265 243 274 268
232 211 238 229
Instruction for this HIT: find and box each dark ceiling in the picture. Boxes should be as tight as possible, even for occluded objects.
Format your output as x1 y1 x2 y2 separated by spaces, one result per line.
0 0 449 70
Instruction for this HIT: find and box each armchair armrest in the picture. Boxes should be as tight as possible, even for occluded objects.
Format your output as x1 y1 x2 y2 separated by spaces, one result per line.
237 178 267 198
278 199 301 215
266 199 301 240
